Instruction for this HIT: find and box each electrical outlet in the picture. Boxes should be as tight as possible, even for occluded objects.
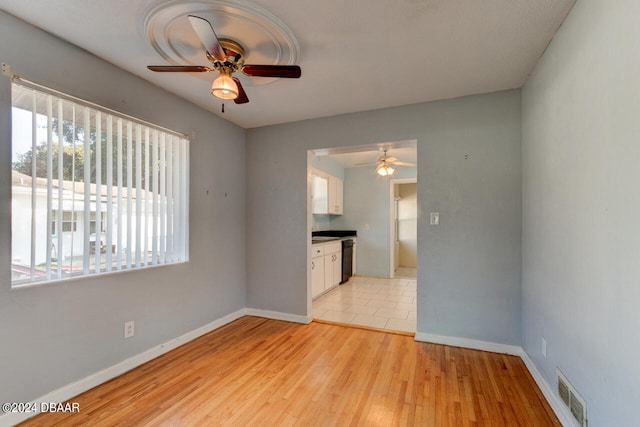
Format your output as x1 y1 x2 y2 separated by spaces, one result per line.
124 321 135 339
541 337 547 358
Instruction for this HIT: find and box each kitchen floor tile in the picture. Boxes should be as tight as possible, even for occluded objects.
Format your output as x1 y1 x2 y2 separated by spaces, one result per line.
395 302 415 311
351 314 388 329
374 307 409 320
395 267 417 278
380 295 415 304
343 304 380 315
377 287 407 296
323 295 371 306
319 310 357 324
313 274 417 333
365 299 399 309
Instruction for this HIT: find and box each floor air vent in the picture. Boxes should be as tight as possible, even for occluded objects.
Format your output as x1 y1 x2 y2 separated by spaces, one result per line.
557 368 587 426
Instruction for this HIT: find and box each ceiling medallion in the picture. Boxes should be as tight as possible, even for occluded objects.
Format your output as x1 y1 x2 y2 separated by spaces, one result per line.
141 0 300 86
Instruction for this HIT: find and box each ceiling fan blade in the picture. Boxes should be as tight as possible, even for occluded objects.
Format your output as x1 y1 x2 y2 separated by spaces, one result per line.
147 65 212 72
187 15 226 62
354 161 379 166
241 65 301 78
233 78 249 104
391 161 417 166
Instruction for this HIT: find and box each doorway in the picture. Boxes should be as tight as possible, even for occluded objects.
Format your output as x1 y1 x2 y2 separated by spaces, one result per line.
390 179 417 279
308 140 418 333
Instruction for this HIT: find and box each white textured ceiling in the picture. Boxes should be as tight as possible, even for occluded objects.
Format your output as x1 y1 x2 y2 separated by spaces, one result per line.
0 0 575 129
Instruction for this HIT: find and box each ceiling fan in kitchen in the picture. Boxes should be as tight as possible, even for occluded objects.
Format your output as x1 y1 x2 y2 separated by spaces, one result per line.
356 150 416 176
147 15 302 105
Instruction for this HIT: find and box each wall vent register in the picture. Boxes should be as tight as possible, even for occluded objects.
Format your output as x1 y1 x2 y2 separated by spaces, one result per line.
557 368 587 426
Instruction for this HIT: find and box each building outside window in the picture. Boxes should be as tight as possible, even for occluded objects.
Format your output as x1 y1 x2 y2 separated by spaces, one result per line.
10 80 189 286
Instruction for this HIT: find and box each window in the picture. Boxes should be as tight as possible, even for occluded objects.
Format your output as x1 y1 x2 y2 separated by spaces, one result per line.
51 211 78 233
10 79 189 286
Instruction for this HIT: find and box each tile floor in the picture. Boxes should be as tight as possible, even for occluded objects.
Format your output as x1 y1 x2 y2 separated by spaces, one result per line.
312 271 417 333
394 266 417 279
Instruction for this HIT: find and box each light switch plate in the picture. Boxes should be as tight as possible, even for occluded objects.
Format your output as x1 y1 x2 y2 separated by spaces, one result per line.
430 212 439 225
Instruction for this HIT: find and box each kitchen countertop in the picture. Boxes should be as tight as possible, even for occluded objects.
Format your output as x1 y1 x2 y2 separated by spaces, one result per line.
311 230 357 244
312 230 357 238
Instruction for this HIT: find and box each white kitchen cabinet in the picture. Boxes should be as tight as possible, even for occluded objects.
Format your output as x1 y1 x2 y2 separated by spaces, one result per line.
328 176 343 215
311 245 325 298
311 174 328 214
311 170 343 215
311 241 342 299
323 241 342 290
331 249 342 286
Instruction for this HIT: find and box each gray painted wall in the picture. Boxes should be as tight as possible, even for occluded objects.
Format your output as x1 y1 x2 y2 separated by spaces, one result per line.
0 11 246 403
247 90 522 345
331 166 416 278
310 155 344 179
522 0 640 424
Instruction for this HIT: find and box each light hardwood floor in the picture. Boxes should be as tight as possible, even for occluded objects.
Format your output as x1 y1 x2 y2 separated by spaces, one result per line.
20 316 560 426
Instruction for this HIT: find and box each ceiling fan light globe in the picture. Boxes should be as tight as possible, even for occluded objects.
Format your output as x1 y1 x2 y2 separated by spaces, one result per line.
211 73 239 100
376 163 395 176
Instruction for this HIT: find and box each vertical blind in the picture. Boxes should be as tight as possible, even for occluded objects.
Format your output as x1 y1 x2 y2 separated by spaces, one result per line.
10 79 189 286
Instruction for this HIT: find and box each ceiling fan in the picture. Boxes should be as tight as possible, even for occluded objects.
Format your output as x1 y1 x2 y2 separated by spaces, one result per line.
356 150 416 176
147 15 302 105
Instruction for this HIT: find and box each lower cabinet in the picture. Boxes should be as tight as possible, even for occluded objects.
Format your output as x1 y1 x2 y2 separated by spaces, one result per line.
311 241 342 299
311 252 325 298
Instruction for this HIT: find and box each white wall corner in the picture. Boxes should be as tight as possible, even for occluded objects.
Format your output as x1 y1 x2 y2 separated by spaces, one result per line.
0 308 247 427
245 308 313 324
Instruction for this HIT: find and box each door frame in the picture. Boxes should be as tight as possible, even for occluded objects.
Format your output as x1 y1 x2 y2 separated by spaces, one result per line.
389 178 417 278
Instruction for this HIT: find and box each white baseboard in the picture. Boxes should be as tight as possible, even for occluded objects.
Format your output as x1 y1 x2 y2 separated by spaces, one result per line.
414 331 523 355
519 351 576 427
245 308 312 324
0 309 246 427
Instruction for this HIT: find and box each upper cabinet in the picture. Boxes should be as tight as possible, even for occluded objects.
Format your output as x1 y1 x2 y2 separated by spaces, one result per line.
312 170 343 215
312 174 328 214
328 175 343 215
